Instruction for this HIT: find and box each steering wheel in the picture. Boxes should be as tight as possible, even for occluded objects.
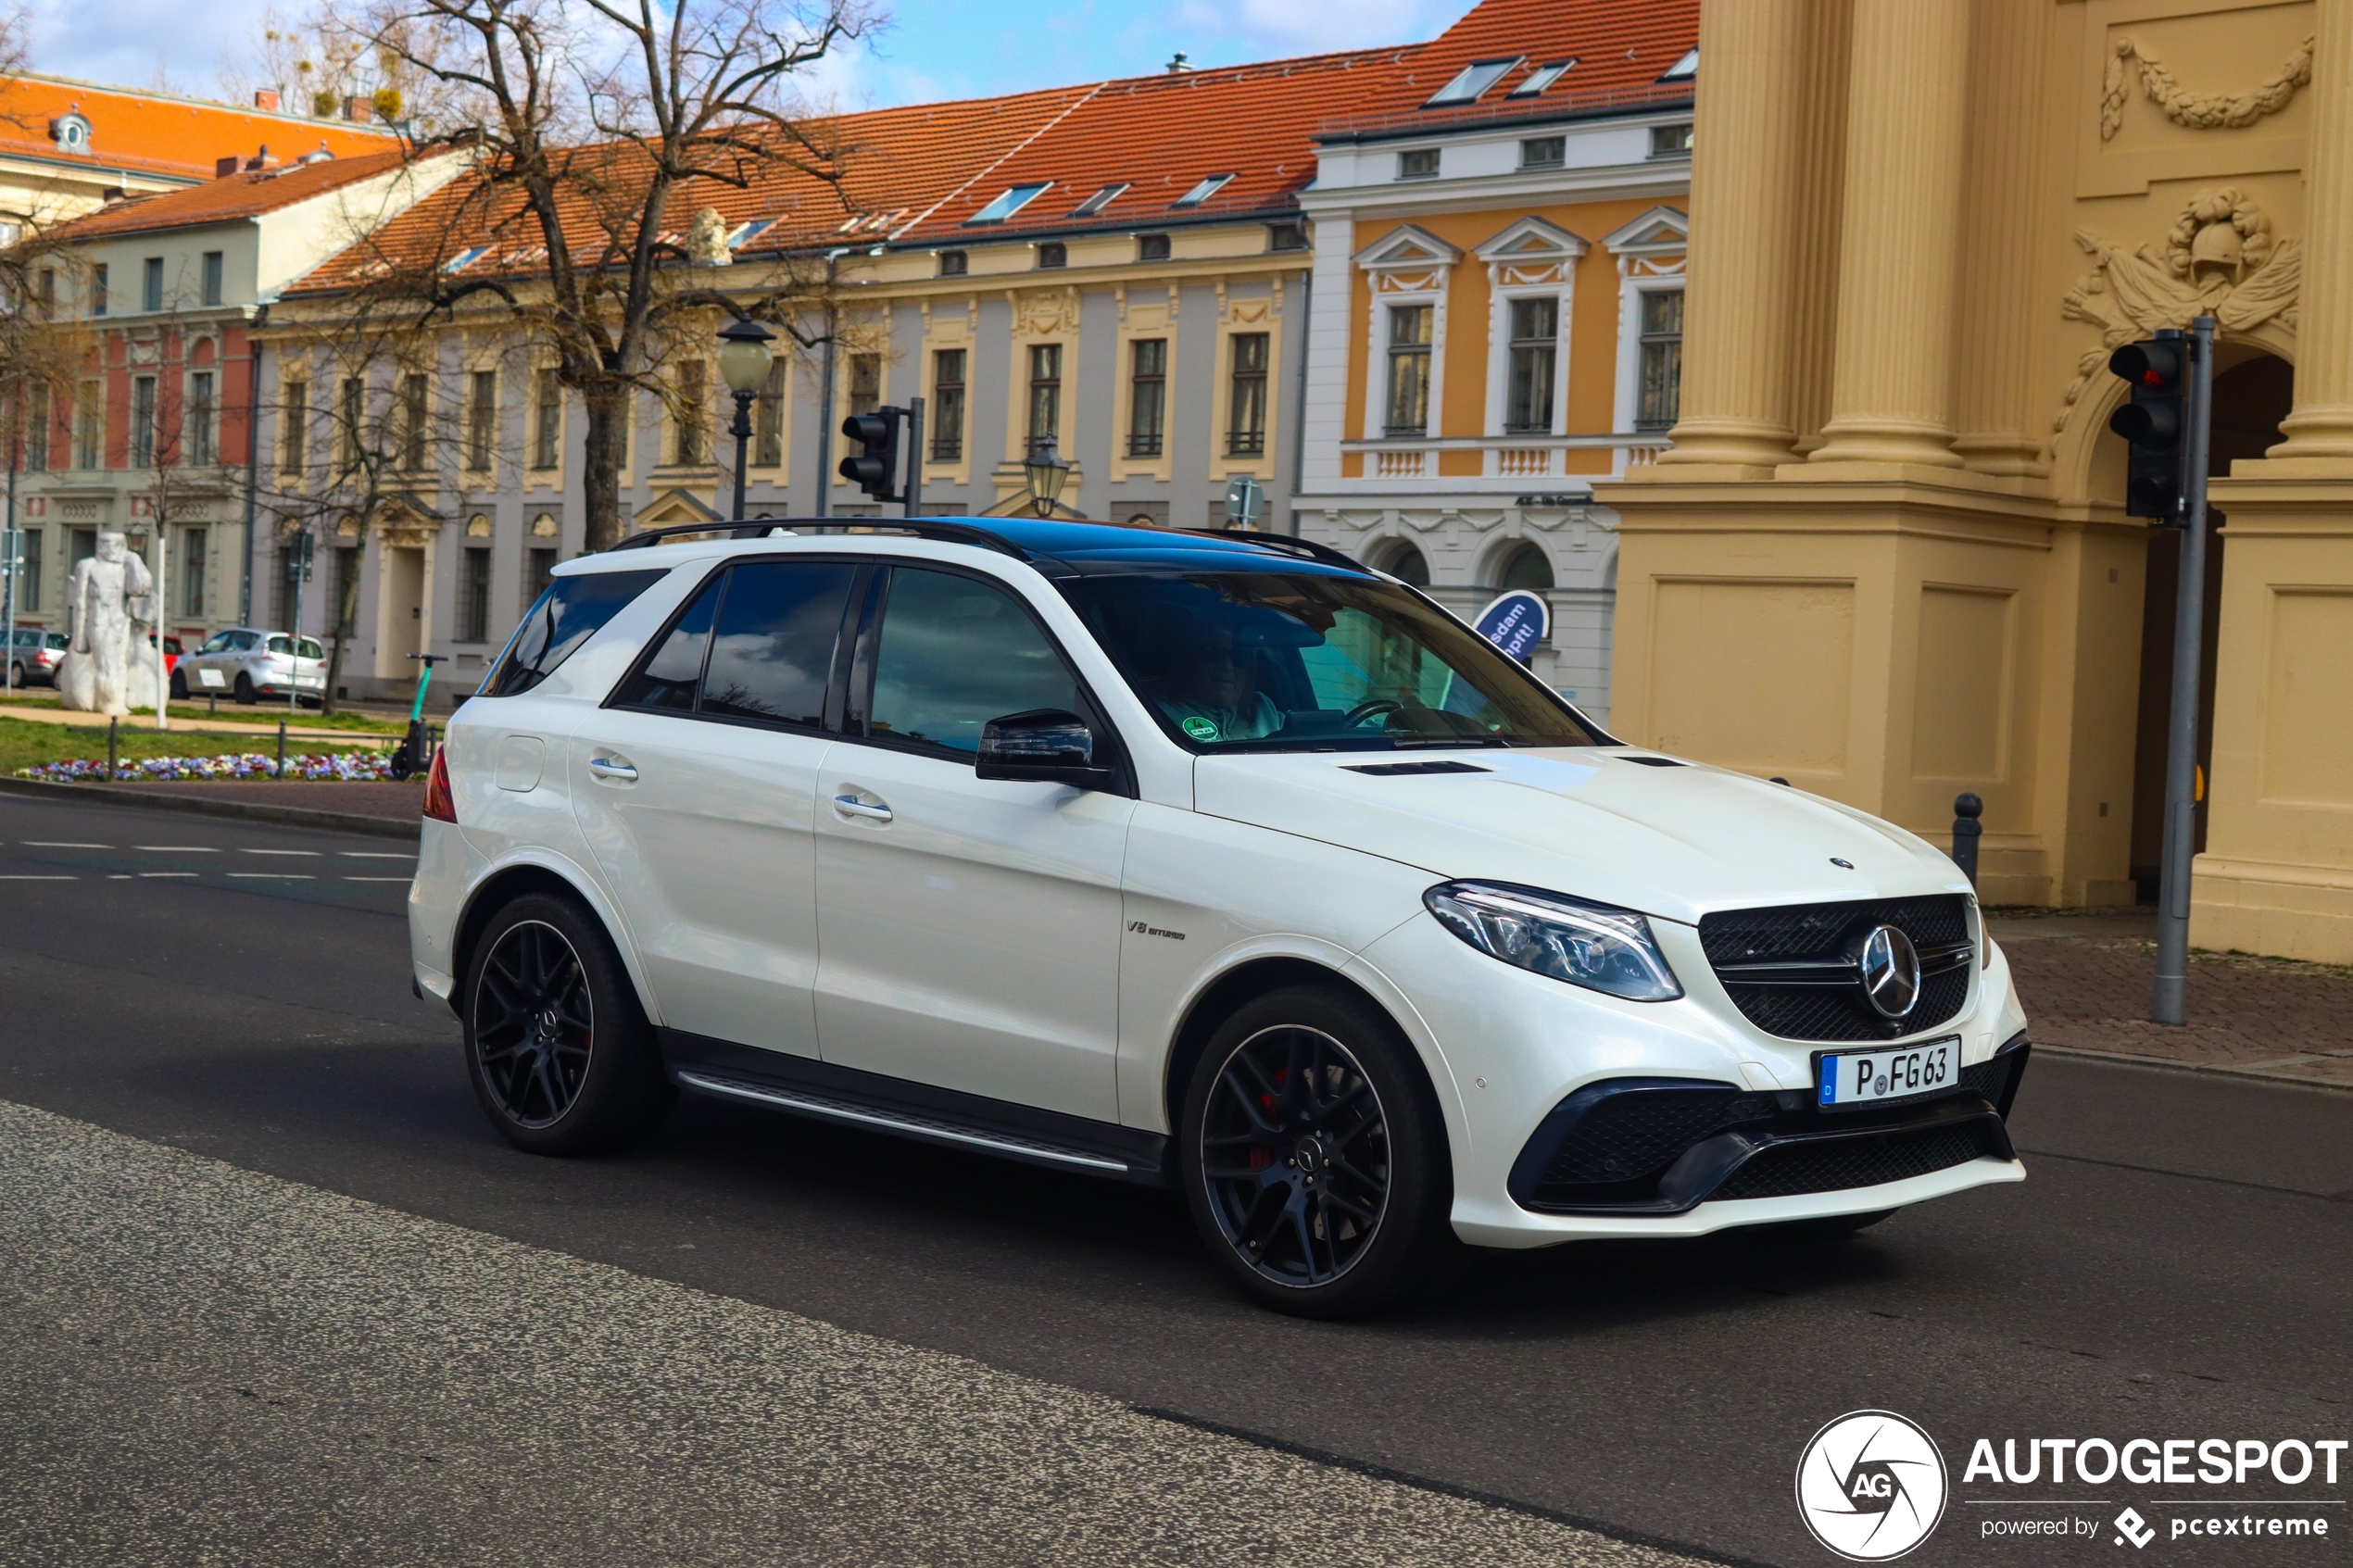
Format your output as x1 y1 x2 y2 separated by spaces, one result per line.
1343 697 1403 727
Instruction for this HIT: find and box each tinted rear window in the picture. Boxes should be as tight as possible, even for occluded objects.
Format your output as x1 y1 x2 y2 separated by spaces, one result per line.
482 569 666 697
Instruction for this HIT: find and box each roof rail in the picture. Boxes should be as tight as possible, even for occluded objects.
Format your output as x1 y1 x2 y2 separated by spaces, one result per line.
605 517 1035 562
1170 528 1367 572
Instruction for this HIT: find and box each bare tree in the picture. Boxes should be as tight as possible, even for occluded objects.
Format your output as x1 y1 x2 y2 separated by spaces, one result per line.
224 2 479 132
342 0 876 552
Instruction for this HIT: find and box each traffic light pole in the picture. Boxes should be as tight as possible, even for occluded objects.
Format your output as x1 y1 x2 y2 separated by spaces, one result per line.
903 396 924 519
2153 315 2217 1025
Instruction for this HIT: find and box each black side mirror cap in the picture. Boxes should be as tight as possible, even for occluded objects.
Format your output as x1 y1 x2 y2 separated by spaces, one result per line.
975 708 1116 788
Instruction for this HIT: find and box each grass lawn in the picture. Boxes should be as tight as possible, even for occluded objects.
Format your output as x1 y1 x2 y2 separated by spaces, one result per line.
0 691 407 735
0 715 395 777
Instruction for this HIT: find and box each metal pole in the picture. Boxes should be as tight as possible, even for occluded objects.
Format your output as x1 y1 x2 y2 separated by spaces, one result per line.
728 390 753 521
812 252 845 519
288 531 304 719
904 395 925 519
151 513 168 731
4 411 18 695
240 332 265 628
2153 314 2217 1025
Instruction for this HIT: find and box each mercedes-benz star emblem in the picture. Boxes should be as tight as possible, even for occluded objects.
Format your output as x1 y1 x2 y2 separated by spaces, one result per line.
1858 924 1922 1020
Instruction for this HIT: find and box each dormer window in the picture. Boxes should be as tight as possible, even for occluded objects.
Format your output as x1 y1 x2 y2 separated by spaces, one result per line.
967 182 1051 224
50 111 92 153
1660 47 1698 82
1424 57 1521 107
1173 173 1233 207
1510 59 1576 96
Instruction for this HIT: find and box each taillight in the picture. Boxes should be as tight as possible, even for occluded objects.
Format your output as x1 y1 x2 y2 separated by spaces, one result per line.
422 745 457 823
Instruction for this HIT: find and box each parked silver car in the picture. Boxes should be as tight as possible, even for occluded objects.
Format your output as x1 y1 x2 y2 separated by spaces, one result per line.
173 628 327 705
6 627 66 688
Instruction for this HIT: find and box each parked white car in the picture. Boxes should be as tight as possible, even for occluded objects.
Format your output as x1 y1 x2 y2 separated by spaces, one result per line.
175 627 327 705
409 519 2031 1317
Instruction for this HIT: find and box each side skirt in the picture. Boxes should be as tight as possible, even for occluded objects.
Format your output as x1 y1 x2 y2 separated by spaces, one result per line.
658 1029 1174 1188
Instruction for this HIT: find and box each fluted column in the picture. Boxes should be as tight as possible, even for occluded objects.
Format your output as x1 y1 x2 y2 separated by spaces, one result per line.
1653 0 1809 472
2267 0 2353 463
1807 0 1972 469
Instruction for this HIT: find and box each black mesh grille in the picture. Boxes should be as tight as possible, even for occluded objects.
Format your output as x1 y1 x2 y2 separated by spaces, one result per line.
1701 896 1972 1042
1714 1121 2002 1200
1540 1087 1770 1189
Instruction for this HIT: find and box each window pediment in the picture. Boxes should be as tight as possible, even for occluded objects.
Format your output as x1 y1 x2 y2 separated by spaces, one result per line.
1353 224 1463 277
1474 217 1590 266
1601 206 1689 257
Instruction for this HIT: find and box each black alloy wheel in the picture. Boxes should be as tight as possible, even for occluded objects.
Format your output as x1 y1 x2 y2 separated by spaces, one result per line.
1181 984 1465 1318
233 671 256 704
462 892 675 1155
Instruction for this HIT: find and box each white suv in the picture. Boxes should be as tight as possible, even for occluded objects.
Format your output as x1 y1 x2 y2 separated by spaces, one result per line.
409 519 2030 1317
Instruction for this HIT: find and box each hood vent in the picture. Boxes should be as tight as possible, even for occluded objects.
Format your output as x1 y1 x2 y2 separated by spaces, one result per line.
1617 755 1688 767
1341 759 1493 776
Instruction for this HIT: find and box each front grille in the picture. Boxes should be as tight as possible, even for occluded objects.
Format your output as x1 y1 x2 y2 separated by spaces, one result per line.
1541 1086 1777 1189
1714 1121 2003 1200
1700 895 1972 1041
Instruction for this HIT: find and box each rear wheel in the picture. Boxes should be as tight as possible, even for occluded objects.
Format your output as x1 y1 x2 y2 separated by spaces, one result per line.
462 893 674 1155
233 671 256 704
1180 983 1464 1318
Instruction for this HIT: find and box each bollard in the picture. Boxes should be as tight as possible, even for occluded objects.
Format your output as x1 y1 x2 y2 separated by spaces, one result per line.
107 715 119 781
276 718 287 780
1951 793 1983 887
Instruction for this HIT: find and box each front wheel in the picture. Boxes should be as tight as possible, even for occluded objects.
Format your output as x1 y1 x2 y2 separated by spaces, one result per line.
1180 983 1465 1318
7 661 21 688
462 893 675 1155
170 669 188 700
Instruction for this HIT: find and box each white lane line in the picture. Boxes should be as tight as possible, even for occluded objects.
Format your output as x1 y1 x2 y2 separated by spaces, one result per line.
340 852 414 859
107 874 132 880
227 873 316 881
0 874 74 880
135 846 220 853
22 841 109 848
239 848 321 858
346 876 412 884
140 872 200 879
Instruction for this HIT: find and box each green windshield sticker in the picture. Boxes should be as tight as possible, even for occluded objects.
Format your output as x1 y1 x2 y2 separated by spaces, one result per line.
1181 715 1220 742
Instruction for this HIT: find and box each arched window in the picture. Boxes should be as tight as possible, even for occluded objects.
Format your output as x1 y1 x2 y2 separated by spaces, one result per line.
1382 543 1429 586
1498 544 1554 591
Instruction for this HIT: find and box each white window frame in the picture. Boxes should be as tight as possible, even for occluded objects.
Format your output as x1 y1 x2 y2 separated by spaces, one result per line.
1474 218 1588 445
1601 207 1690 450
1352 225 1461 445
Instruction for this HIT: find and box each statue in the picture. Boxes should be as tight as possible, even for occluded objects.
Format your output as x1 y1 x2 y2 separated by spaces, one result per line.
686 206 734 267
56 531 159 716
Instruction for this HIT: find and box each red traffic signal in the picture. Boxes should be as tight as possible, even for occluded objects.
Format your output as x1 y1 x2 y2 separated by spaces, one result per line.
2108 336 2187 521
838 409 904 503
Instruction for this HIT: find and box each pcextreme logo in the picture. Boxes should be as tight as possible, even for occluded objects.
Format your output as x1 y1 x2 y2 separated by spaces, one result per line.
1797 1410 1952 1562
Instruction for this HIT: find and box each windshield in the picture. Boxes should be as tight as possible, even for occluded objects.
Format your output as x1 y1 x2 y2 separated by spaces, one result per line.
1058 571 1602 751
483 568 667 697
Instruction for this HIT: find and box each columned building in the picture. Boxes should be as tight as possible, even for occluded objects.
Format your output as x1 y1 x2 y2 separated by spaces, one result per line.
1602 0 2353 961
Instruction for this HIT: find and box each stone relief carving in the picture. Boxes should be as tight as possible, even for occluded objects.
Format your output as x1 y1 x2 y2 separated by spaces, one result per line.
1014 288 1078 336
2054 187 2299 440
2101 33 2312 140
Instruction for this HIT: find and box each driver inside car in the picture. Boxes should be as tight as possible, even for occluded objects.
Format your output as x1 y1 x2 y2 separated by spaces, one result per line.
1156 621 1281 743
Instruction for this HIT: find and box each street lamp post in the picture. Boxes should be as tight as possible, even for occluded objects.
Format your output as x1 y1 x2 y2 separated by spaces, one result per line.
716 318 776 521
1021 439 1072 519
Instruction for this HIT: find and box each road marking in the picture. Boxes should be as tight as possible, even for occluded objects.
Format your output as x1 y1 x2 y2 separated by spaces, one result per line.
227 872 315 880
22 841 108 848
135 846 220 852
240 848 321 857
107 874 132 880
0 874 74 880
340 851 414 859
345 876 412 883
139 872 199 879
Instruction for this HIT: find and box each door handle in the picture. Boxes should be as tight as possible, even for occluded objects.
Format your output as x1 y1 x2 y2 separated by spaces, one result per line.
833 792 893 822
587 756 639 783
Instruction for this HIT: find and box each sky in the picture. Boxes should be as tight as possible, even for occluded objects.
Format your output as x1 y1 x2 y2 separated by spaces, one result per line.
22 0 1476 110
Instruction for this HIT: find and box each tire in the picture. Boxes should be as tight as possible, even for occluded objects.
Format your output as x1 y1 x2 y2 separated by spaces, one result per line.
460 892 675 1156
170 669 188 700
7 661 21 689
233 671 256 705
1179 982 1465 1318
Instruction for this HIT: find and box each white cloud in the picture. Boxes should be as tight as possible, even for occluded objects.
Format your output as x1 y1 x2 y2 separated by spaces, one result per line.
25 0 271 95
1168 0 1453 55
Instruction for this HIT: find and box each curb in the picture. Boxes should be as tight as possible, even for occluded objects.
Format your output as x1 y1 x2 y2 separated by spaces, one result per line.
0 775 420 842
2034 1040 2353 1095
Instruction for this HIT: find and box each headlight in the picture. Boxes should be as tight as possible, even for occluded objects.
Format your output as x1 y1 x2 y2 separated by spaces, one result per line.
1424 881 1683 1002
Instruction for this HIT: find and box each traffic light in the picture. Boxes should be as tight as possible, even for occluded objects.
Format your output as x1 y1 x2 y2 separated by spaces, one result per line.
2108 335 2188 521
839 408 905 503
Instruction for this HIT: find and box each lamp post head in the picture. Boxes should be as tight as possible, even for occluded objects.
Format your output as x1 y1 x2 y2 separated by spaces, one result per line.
716 318 777 397
1022 440 1071 517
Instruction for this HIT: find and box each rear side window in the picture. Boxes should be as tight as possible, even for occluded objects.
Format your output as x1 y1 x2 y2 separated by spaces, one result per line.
865 568 1078 756
611 572 722 711
483 568 665 697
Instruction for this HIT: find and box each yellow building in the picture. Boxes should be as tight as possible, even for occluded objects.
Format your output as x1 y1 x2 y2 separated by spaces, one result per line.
1602 0 2353 962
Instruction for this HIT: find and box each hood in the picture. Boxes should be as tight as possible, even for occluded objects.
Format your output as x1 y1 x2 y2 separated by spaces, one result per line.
1191 748 1969 926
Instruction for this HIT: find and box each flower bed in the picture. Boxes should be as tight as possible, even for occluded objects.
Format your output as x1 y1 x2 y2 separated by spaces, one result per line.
15 750 398 783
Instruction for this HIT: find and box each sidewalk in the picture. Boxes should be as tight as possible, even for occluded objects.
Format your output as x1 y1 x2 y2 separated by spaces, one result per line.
1992 907 2353 1089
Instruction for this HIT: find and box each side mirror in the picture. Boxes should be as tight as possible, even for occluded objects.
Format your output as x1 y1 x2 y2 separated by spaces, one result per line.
975 708 1115 788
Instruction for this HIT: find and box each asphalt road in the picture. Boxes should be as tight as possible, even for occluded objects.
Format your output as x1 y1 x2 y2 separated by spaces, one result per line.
2 790 2349 1567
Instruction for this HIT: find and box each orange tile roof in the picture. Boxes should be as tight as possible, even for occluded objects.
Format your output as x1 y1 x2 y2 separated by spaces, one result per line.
0 72 401 186
48 148 419 240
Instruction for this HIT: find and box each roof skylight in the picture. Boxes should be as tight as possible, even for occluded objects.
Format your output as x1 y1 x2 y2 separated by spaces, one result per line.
1071 182 1128 217
726 219 774 247
1660 47 1698 81
442 245 491 273
1173 173 1233 207
1509 59 1576 96
1425 56 1522 107
967 182 1051 224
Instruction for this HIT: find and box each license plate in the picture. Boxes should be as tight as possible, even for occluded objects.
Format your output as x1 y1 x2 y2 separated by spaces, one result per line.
1817 1038 1961 1110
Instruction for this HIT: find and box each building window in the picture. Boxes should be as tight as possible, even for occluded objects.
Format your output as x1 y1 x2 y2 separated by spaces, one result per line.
1520 136 1566 169
1504 297 1558 433
460 546 492 642
1650 122 1693 158
671 359 707 465
968 182 1050 224
1383 304 1431 437
1510 59 1576 97
1126 339 1165 458
1636 289 1684 431
24 382 47 470
1072 183 1126 217
1267 221 1307 252
466 370 496 470
281 380 307 473
181 527 206 617
19 528 40 611
130 376 157 468
930 348 964 461
1037 241 1066 270
1173 174 1233 207
1425 56 1521 107
1397 148 1441 181
330 546 359 630
399 371 430 470
142 257 163 313
73 380 102 469
1382 543 1430 586
91 263 107 317
937 250 967 277
201 250 223 307
339 378 363 470
1499 543 1554 592
36 269 54 317
533 369 560 469
1137 233 1171 262
755 361 785 467
1026 342 1061 454
1227 332 1268 456
846 353 880 421
188 370 216 465
526 546 558 607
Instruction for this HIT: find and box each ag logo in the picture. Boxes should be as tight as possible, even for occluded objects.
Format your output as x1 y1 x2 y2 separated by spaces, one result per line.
1795 1410 1949 1561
